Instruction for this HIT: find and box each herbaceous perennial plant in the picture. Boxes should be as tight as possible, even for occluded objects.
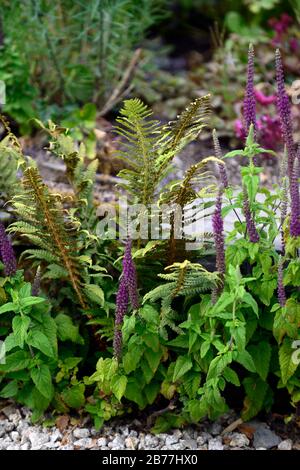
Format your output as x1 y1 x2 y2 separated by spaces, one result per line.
0 46 300 431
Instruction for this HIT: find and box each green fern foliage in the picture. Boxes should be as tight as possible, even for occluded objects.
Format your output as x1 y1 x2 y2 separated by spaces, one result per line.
9 167 87 308
143 260 218 339
115 96 211 206
0 117 22 199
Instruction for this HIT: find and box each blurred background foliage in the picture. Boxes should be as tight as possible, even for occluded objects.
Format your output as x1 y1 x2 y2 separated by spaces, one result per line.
0 0 300 144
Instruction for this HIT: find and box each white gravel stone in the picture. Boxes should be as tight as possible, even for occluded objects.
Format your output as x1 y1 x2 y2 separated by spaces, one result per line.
6 444 21 450
0 403 295 451
73 438 94 448
182 438 197 449
27 431 50 449
11 431 20 442
278 439 293 450
208 437 224 450
165 434 179 446
197 432 212 445
73 428 90 439
229 432 250 448
20 443 30 450
50 430 62 443
0 437 12 450
97 437 108 448
108 435 125 450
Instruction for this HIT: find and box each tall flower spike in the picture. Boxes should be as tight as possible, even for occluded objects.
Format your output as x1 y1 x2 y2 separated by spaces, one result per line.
122 238 139 310
289 160 300 237
113 277 129 360
0 223 17 276
276 50 300 237
212 129 229 188
242 187 259 243
277 256 286 308
212 188 225 301
113 238 139 359
244 44 257 138
275 49 295 176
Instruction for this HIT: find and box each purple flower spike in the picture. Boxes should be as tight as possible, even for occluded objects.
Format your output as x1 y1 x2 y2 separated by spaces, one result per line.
213 130 229 188
113 238 139 359
243 188 259 243
244 44 257 138
212 189 225 278
123 239 139 310
289 165 300 237
113 278 129 360
0 223 17 276
277 256 286 308
275 49 295 176
212 189 225 302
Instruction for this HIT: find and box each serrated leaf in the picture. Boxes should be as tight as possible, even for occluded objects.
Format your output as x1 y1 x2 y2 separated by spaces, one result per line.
173 355 193 382
30 364 53 400
12 315 31 348
279 338 298 385
248 342 271 381
55 313 83 344
61 383 85 408
0 380 19 398
27 330 54 357
111 375 127 401
235 350 256 373
242 376 269 421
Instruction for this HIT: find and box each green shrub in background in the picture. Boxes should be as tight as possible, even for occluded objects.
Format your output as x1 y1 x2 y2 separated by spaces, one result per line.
0 0 167 131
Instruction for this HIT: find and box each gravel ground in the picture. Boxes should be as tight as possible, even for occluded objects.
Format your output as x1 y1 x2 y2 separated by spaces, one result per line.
0 403 299 451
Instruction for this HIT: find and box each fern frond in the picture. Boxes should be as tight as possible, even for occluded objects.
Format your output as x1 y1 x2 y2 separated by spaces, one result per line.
163 95 211 151
143 260 218 339
115 98 160 206
10 167 87 308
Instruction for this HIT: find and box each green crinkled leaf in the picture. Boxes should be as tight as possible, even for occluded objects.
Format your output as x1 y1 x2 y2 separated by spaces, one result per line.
27 330 55 357
173 355 193 382
279 338 299 385
30 364 53 400
0 380 19 398
242 375 269 421
0 350 32 372
12 315 31 348
111 375 127 401
248 342 271 381
144 381 160 405
123 344 144 374
61 383 85 408
235 350 256 373
55 313 83 344
207 351 232 380
144 348 163 373
223 366 240 386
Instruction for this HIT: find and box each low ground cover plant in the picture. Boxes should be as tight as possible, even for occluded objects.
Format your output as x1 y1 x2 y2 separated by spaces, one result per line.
0 46 300 432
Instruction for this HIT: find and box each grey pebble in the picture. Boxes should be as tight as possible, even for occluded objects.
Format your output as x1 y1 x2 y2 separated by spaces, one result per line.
97 437 108 448
278 439 293 450
253 425 281 449
73 428 90 439
208 437 224 450
73 438 94 448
